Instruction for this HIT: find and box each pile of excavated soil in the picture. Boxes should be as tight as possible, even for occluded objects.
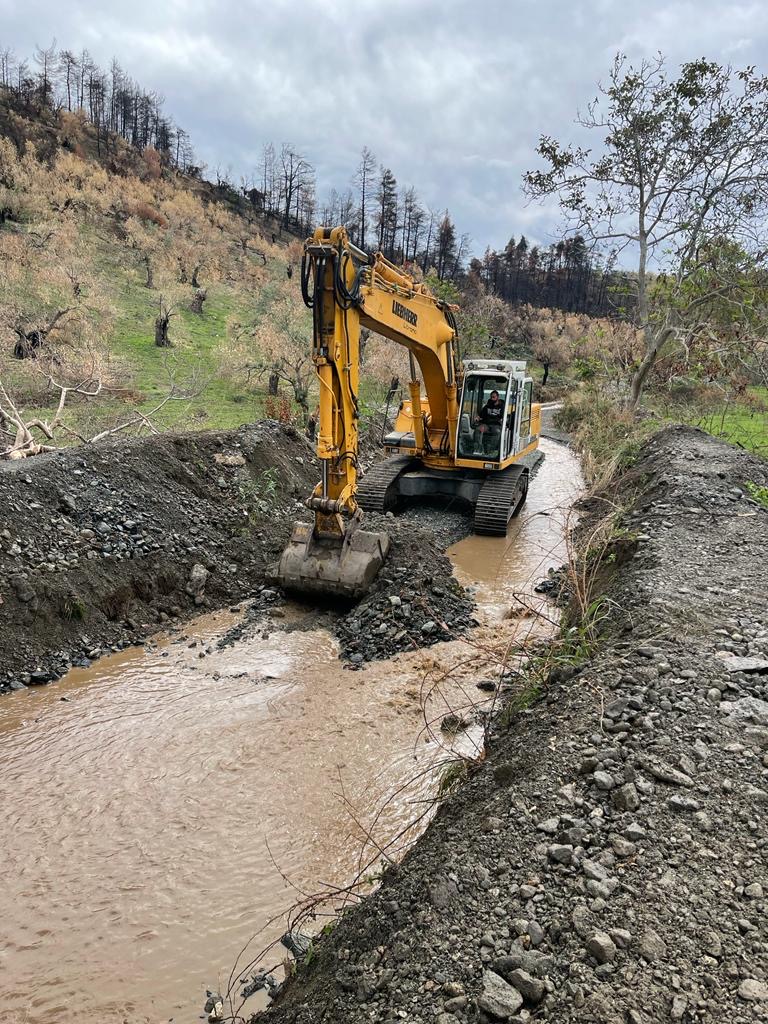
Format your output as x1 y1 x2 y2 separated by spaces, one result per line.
257 426 768 1024
332 510 475 664
0 422 317 692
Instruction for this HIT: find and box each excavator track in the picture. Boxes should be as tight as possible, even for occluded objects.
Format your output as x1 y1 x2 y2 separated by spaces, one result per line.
357 455 418 513
473 465 528 536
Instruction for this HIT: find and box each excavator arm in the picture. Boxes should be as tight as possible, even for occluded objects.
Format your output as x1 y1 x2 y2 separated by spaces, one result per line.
276 225 460 598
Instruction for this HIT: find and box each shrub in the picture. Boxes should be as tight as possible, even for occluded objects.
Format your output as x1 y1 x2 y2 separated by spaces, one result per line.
133 201 168 228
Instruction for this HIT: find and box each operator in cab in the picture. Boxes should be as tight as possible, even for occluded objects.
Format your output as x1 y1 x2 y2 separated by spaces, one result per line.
474 389 505 455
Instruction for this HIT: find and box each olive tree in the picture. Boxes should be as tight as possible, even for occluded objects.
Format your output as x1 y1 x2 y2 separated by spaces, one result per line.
524 55 768 408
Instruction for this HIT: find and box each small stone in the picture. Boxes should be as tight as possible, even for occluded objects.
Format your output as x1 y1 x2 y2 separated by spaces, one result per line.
739 979 768 1002
586 931 616 964
536 817 560 835
508 968 545 1005
443 996 468 1013
594 770 615 791
548 844 574 865
611 836 637 857
442 981 464 998
624 822 646 840
702 930 722 957
527 921 545 947
745 883 764 898
582 859 609 881
671 995 688 1020
478 970 524 1018
667 795 700 813
638 928 667 962
612 783 640 811
609 928 632 949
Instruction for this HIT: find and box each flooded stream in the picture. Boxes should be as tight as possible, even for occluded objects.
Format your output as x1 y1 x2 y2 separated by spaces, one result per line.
0 439 582 1024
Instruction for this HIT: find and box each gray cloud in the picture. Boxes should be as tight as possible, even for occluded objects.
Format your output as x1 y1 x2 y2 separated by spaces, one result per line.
2 0 767 260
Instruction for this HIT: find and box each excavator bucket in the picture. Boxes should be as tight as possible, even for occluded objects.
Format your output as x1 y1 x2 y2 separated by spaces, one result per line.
274 521 391 601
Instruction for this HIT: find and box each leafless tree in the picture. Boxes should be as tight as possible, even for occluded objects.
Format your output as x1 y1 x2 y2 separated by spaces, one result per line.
525 55 768 408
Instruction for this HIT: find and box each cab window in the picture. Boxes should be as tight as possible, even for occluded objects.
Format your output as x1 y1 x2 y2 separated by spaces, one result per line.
457 376 507 460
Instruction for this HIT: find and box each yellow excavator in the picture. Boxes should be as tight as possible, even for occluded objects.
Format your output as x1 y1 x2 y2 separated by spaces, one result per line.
275 226 541 599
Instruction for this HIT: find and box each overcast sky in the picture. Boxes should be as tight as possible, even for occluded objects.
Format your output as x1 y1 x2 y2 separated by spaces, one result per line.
3 0 768 261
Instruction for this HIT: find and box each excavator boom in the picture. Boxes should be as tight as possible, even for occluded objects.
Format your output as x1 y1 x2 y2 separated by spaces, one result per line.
275 226 459 599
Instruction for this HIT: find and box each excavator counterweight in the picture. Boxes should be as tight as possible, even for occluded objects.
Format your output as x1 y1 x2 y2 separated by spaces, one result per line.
273 226 540 601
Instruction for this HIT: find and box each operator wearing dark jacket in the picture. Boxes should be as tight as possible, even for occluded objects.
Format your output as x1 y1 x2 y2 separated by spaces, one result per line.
473 389 505 454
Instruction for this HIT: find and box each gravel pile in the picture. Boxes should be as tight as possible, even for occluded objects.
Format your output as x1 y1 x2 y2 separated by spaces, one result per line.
257 426 768 1024
333 511 476 664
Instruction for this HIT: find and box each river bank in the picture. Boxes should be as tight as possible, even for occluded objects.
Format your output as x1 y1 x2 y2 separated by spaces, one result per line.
258 426 768 1024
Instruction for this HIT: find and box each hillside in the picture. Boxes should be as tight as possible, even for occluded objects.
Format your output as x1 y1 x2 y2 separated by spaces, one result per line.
0 91 403 456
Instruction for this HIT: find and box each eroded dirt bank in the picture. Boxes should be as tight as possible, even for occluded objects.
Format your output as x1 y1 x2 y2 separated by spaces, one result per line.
259 426 768 1024
0 422 472 692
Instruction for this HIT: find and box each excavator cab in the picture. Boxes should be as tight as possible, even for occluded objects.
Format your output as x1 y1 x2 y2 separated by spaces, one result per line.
456 361 533 465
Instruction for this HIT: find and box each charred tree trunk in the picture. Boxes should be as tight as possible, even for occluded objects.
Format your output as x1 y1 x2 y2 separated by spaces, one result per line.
541 360 550 386
190 288 207 315
268 371 279 396
144 255 154 289
191 264 201 288
154 303 173 347
13 328 44 359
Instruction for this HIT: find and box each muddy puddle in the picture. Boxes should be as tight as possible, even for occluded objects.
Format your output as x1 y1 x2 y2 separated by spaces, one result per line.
0 439 582 1024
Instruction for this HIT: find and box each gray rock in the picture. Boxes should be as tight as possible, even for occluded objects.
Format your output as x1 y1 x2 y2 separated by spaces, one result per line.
727 697 768 726
536 817 560 834
638 928 667 961
478 969 524 1018
186 562 210 597
671 995 688 1020
492 950 554 979
586 931 617 964
548 844 574 865
508 968 545 1004
527 920 545 947
702 930 722 957
612 783 641 811
611 836 637 857
582 859 609 881
667 794 700 813
738 979 768 1002
609 928 632 949
718 655 768 674
637 755 694 787
594 770 615 790
624 822 646 840
443 996 468 1013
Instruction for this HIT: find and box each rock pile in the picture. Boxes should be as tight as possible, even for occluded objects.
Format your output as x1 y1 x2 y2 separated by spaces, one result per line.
0 422 317 692
333 512 476 664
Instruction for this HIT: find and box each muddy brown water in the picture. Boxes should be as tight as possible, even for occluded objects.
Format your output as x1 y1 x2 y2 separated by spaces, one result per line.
0 440 582 1024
